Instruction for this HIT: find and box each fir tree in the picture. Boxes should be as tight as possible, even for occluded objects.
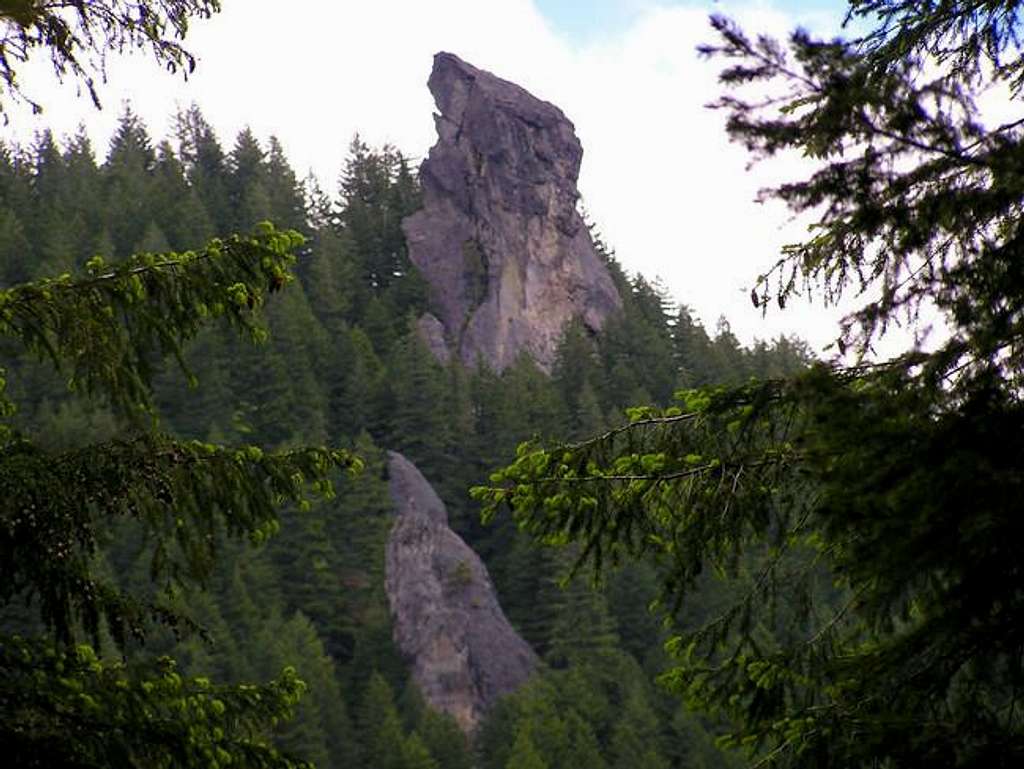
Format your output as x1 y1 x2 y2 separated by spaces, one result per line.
505 729 548 769
361 671 408 769
476 3 1024 766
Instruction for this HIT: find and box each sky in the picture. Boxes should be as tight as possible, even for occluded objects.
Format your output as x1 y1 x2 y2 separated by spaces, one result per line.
2 0 866 354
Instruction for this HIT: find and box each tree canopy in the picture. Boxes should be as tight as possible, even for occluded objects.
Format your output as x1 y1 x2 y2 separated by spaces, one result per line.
0 1 846 764
0 4 359 765
0 107 812 767
476 2 1024 767
0 222 362 767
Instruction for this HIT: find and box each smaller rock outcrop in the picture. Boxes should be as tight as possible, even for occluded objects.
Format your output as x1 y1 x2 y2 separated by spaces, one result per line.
403 52 622 371
385 451 538 732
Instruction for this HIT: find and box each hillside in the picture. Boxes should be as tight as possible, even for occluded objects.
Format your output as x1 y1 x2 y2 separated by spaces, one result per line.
0 60 810 768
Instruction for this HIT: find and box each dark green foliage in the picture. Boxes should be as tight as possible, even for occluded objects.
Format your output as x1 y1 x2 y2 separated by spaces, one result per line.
478 3 1024 767
504 729 548 769
0 224 301 418
0 637 310 769
0 221 359 765
598 276 677 406
335 135 426 328
0 109 813 769
0 430 356 647
479 654 671 769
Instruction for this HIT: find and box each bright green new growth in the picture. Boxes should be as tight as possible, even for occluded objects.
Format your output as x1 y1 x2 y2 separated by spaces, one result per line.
0 223 359 768
477 2 1024 766
0 224 299 420
2 637 310 768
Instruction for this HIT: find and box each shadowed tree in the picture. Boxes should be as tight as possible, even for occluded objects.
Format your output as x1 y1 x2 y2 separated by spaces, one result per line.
476 2 1024 766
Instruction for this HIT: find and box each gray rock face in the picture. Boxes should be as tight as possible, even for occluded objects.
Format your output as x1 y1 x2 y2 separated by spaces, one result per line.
403 52 622 371
416 313 451 364
384 451 538 732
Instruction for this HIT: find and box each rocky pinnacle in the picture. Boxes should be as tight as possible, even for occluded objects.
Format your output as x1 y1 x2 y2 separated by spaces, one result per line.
384 451 538 732
402 52 622 371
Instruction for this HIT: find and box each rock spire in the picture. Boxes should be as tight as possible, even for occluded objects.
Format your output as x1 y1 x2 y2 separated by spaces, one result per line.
384 451 538 732
402 52 621 371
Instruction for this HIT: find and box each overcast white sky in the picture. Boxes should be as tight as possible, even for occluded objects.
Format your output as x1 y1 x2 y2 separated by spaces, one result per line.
2 0 860 352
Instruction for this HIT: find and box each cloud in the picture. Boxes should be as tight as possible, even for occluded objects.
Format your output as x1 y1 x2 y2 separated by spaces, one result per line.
2 0 860 353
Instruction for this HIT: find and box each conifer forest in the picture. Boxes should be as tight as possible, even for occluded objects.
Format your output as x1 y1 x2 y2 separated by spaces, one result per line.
2 2 1024 768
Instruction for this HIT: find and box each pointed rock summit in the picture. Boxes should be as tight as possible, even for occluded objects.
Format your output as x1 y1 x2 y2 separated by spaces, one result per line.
403 52 621 371
384 451 538 732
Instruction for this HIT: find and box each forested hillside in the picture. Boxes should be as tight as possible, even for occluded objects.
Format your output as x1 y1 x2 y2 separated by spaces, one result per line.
0 108 811 768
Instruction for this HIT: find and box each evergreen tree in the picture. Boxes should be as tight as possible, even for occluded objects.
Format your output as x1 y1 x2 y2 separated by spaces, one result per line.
300 224 358 336
385 326 450 476
563 712 607 769
707 316 749 385
608 688 668 769
505 729 548 769
477 3 1024 766
228 128 272 232
151 139 215 249
418 707 472 769
0 206 31 285
335 136 426 321
103 107 157 259
0 224 357 767
361 671 408 769
265 136 307 230
0 141 33 284
672 305 716 387
545 551 620 669
597 276 677 407
401 732 440 769
551 320 605 439
176 105 231 233
61 128 104 262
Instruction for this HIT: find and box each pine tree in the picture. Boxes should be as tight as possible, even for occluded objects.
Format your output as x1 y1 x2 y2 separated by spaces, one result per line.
608 688 668 769
505 729 548 769
176 105 231 234
597 277 677 406
418 707 472 769
708 316 749 385
151 139 215 249
0 206 31 285
385 326 450 476
476 3 1024 766
0 225 358 767
563 712 607 769
0 141 33 284
551 320 604 439
335 137 425 320
361 672 408 769
265 136 307 230
672 305 716 387
61 128 104 262
401 732 440 769
103 107 157 259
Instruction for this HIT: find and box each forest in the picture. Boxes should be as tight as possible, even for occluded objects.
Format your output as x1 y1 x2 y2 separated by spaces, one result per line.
0 107 809 767
2 1 1023 768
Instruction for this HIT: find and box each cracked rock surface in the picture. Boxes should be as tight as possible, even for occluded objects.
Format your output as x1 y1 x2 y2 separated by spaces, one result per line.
403 52 621 371
384 451 538 732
